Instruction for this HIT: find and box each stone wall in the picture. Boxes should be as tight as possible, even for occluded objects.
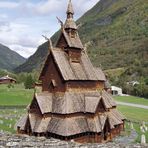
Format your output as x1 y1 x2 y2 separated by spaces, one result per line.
0 132 147 148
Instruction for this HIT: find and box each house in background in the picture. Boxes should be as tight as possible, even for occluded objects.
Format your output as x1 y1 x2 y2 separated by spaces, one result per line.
111 86 123 96
0 75 16 84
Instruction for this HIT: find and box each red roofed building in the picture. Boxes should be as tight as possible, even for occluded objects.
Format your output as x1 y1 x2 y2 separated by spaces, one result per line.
0 75 16 84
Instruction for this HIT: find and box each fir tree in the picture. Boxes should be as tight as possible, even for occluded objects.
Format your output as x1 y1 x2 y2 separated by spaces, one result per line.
24 75 34 89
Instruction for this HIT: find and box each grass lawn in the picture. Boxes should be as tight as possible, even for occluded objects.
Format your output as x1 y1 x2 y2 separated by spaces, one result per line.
118 105 148 143
114 96 148 106
118 105 148 122
0 84 33 106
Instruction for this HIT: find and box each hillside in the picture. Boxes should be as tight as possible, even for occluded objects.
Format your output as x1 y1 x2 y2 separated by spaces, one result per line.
0 43 26 71
78 0 148 70
15 0 148 79
14 42 48 73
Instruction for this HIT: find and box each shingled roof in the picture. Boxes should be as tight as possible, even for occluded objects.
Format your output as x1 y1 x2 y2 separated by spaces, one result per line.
62 29 83 48
17 114 28 130
32 90 116 115
17 108 124 136
40 48 106 81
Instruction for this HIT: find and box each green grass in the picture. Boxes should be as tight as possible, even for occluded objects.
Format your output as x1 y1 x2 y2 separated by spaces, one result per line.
105 67 126 77
118 105 148 122
114 96 148 106
0 84 33 133
118 105 148 142
0 84 33 106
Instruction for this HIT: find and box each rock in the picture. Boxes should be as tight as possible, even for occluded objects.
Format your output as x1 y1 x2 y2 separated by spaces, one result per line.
6 141 19 147
141 134 146 145
142 121 145 126
36 136 46 141
21 142 36 147
0 132 148 147
130 122 134 130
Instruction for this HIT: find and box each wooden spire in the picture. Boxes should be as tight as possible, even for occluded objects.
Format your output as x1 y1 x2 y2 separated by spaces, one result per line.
65 0 77 30
67 0 74 16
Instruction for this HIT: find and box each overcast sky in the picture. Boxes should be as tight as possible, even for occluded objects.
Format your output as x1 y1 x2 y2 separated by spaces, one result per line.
0 0 99 58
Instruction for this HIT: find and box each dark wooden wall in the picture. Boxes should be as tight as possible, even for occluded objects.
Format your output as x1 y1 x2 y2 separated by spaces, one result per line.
56 34 67 49
0 79 16 84
66 81 98 90
42 55 65 92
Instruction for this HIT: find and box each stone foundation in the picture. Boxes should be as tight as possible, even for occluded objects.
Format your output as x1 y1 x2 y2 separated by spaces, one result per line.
0 132 147 148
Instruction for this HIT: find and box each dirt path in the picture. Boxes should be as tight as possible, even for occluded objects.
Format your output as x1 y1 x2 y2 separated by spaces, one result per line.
116 101 148 109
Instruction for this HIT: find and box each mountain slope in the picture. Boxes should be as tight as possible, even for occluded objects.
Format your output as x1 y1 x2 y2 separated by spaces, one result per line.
14 0 148 77
78 0 148 70
0 43 26 71
14 42 48 73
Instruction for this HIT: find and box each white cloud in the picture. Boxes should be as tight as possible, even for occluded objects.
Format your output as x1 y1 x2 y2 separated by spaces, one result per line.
0 22 29 44
35 0 64 15
0 14 8 19
9 44 36 58
0 1 18 8
0 0 100 58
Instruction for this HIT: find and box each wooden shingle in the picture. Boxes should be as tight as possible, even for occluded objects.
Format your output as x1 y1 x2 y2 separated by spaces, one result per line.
51 48 106 81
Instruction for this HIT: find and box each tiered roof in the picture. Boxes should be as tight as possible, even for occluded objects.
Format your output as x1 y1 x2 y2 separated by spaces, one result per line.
31 90 116 114
19 108 124 137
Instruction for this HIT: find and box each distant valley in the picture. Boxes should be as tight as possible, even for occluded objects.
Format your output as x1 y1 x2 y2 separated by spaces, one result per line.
0 43 26 71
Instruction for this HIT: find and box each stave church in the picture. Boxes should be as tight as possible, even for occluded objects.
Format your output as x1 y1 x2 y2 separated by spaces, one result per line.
17 0 125 143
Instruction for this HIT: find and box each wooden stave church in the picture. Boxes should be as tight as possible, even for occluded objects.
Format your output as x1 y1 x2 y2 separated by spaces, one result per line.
17 0 125 143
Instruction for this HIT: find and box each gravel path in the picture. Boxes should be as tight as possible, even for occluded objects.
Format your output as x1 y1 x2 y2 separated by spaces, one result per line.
114 130 138 144
116 101 148 109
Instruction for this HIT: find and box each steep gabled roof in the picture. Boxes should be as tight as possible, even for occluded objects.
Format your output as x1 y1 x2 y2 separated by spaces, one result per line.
61 29 83 49
39 48 106 81
107 109 123 126
16 114 28 130
64 18 77 30
101 90 117 108
51 48 106 81
35 92 52 114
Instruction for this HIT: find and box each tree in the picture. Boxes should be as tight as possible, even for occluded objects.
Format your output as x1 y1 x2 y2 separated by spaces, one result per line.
24 75 34 89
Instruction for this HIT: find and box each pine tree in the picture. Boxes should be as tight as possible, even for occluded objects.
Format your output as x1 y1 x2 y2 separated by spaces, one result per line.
24 75 34 89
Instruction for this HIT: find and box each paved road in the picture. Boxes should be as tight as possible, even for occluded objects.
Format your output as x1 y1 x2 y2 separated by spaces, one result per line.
116 101 148 109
